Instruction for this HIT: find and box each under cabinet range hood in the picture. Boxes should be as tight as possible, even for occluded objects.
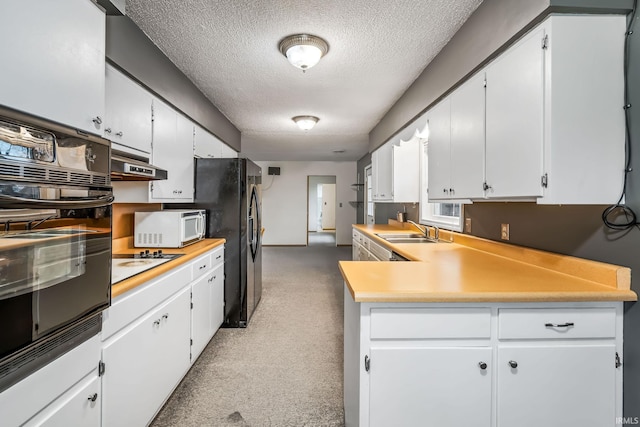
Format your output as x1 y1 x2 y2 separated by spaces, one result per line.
110 149 168 181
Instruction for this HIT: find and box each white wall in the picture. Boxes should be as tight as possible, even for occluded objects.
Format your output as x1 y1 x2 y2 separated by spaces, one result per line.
308 176 337 232
257 161 357 245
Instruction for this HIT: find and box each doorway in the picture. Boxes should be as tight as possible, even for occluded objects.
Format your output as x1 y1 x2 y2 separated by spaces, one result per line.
307 175 337 246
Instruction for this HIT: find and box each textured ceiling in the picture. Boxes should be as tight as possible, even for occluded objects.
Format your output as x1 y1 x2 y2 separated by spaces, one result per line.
126 0 483 161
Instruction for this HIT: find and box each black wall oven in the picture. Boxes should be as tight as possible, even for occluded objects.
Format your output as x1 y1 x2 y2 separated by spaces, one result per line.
0 108 112 392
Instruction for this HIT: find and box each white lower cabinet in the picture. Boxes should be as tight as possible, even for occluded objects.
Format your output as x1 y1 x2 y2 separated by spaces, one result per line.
344 296 623 427
101 287 191 427
27 374 101 427
0 334 102 427
369 346 492 427
101 245 224 427
496 344 615 427
191 262 224 361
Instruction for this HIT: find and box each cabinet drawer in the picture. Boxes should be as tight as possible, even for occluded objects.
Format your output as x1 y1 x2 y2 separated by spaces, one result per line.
498 308 616 340
103 264 190 341
370 308 491 339
191 252 212 281
210 246 224 268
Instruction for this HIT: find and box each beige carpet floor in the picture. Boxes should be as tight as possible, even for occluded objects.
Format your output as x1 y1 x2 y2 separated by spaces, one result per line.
150 245 349 427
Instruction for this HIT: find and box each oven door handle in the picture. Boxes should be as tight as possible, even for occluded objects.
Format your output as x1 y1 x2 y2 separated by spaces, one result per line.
0 193 114 209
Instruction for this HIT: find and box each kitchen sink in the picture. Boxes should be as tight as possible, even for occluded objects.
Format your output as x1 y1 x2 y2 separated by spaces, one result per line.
382 237 437 244
375 233 425 239
374 233 438 244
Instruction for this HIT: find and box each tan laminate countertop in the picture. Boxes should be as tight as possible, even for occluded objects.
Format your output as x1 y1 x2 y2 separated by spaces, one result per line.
342 224 636 303
111 238 225 298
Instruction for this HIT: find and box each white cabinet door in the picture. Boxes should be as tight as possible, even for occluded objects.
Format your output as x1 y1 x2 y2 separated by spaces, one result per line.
450 72 485 199
102 287 191 427
104 64 153 154
28 374 101 427
369 346 492 427
372 143 393 201
191 271 212 361
497 344 616 427
150 100 194 201
427 97 452 201
194 124 223 158
191 260 224 363
210 263 225 333
392 138 420 203
0 0 105 135
485 26 545 199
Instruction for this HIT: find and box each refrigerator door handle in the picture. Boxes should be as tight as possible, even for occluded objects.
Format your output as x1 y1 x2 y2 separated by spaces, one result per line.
248 216 254 245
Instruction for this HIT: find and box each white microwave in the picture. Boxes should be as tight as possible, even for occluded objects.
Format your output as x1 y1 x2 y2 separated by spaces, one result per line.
134 209 206 248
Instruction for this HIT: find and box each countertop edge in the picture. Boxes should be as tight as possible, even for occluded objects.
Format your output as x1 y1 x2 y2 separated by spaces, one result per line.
111 239 225 298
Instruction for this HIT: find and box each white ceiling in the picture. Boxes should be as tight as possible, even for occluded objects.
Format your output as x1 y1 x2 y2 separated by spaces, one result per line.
125 0 483 161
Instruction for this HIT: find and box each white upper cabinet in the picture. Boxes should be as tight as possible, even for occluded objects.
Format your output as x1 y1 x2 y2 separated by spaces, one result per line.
427 72 485 202
485 26 545 199
372 142 393 201
194 124 223 158
150 99 194 202
105 64 153 154
540 15 625 204
450 72 486 199
427 97 452 201
485 15 624 203
425 14 624 205
0 0 105 135
392 137 420 203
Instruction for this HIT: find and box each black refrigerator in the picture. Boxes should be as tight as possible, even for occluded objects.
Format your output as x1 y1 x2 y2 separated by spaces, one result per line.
177 158 262 327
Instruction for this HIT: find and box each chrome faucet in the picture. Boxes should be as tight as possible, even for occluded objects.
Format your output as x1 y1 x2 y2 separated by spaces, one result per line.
407 220 439 241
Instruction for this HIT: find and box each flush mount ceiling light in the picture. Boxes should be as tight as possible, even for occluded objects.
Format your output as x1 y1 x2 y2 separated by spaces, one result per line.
292 115 319 131
279 34 329 71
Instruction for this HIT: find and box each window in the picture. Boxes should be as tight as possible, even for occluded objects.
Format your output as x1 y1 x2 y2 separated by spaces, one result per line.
419 141 463 231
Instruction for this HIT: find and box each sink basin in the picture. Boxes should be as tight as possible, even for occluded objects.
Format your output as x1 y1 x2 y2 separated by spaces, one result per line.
375 233 424 239
382 237 437 244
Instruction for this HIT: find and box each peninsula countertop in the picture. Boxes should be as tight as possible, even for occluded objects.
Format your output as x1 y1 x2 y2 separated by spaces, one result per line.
341 224 636 303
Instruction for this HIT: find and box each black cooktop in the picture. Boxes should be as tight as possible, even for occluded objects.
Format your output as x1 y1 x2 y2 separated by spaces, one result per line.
113 250 183 260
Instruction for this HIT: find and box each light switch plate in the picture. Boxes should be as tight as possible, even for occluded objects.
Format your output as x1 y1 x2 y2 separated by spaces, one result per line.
501 223 510 240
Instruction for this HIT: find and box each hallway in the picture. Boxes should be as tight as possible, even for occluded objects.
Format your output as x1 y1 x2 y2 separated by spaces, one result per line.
150 245 350 427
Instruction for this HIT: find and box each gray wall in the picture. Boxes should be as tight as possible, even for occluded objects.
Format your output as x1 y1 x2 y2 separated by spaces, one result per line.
356 153 371 224
369 0 638 416
105 16 241 151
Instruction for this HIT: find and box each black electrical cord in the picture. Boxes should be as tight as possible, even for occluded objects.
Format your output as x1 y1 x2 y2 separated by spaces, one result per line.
602 0 640 230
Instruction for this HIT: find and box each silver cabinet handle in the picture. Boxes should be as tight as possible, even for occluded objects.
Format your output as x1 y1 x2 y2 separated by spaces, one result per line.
115 131 123 137
104 128 112 134
199 264 207 270
87 393 98 402
162 313 169 320
92 116 102 125
478 362 488 370
545 322 574 328
153 320 161 327
508 360 518 369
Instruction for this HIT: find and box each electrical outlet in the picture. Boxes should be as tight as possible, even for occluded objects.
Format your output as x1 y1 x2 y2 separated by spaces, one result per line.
465 218 472 233
501 223 510 240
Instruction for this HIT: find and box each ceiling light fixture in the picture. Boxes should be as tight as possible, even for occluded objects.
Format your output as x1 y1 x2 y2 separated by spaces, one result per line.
292 115 319 131
279 34 329 72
